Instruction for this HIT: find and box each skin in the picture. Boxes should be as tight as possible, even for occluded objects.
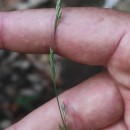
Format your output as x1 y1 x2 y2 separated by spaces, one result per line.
0 7 130 130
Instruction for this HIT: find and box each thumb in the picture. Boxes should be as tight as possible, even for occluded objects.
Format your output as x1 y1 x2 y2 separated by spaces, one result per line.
5 73 123 130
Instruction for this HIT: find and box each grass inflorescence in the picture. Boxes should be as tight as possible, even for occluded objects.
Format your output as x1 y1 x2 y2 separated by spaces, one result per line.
49 0 69 130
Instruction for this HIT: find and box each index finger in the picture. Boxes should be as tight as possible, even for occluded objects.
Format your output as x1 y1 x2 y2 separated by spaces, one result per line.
0 8 128 65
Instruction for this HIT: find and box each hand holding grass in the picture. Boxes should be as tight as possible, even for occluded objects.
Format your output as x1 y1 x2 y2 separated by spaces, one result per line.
2 7 130 130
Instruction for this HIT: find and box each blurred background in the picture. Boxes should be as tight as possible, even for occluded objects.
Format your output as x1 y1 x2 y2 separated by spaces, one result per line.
0 0 130 129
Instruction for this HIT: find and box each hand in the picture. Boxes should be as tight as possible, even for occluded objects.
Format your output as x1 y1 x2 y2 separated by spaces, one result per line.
2 7 130 130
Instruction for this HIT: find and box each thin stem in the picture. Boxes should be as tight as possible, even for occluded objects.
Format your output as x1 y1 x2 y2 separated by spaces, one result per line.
49 0 69 130
53 80 66 128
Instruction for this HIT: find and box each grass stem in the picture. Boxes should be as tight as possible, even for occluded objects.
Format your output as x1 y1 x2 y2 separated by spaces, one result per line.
49 0 69 130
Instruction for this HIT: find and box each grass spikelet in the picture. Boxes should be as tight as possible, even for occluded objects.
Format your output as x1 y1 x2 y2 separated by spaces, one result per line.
49 0 69 130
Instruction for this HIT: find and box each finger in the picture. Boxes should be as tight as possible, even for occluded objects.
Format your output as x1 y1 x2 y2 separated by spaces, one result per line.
0 8 128 65
119 86 130 130
5 73 123 130
101 120 127 130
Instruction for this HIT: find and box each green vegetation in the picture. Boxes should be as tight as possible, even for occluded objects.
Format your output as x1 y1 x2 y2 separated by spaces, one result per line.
49 0 69 130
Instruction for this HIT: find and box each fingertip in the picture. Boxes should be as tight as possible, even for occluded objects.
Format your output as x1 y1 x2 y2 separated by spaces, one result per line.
0 9 55 53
